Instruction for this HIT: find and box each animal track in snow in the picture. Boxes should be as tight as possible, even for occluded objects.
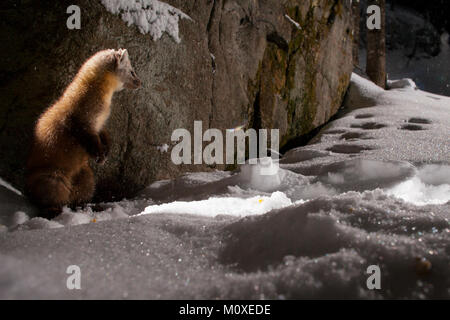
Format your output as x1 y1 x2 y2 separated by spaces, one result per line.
327 144 373 154
323 129 347 135
408 118 432 124
354 114 374 119
401 124 425 131
340 132 372 141
351 122 387 130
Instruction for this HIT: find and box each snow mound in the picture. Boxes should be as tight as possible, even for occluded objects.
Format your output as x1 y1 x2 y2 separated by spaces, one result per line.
344 73 384 108
238 158 285 192
100 0 191 43
219 188 450 298
16 217 63 231
141 191 295 217
387 165 450 206
387 78 418 90
2 198 150 230
0 183 37 229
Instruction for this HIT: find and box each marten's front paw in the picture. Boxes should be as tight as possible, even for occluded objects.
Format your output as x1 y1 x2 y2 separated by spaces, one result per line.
101 142 110 158
95 146 108 165
99 131 111 156
96 152 107 165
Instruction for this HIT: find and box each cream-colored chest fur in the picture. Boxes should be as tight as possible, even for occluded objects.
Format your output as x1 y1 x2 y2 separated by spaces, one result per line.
94 106 111 132
94 73 121 132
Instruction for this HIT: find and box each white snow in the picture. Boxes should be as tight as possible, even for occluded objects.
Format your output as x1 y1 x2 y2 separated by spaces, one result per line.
156 143 169 153
15 217 63 231
1 73 449 299
100 0 191 43
10 211 29 226
387 165 450 206
387 78 418 90
284 14 301 30
141 191 295 217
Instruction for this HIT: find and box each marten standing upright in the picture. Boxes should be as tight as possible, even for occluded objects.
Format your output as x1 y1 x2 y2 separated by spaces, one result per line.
25 49 141 219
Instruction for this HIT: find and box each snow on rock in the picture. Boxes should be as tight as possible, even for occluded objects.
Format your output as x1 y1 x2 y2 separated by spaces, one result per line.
156 143 169 153
0 178 22 196
100 0 191 43
387 78 418 90
284 14 301 30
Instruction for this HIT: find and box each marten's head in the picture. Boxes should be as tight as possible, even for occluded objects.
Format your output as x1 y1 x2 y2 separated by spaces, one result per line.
113 49 141 90
77 49 141 92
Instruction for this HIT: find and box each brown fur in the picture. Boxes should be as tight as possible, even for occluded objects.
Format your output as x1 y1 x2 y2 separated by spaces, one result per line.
25 49 140 218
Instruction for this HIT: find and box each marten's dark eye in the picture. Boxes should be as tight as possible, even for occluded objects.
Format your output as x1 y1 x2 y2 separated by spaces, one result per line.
131 70 136 77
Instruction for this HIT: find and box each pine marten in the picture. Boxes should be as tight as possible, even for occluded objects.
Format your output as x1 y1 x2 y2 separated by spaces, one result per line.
25 49 141 219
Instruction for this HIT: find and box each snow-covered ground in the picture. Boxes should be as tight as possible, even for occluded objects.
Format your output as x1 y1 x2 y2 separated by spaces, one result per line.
0 74 449 299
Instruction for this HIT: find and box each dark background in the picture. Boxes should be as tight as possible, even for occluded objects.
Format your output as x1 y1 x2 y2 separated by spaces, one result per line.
390 0 450 34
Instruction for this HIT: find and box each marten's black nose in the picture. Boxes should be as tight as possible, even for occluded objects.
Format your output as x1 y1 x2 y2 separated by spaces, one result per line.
133 78 141 88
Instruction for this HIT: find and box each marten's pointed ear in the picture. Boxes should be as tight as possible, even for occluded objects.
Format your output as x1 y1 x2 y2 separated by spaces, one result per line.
121 49 129 62
114 49 129 67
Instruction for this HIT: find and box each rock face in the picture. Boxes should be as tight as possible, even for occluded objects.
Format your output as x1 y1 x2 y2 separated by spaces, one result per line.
0 0 353 200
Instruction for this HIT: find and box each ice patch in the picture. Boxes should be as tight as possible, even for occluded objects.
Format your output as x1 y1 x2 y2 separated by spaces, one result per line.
141 191 296 217
100 0 191 43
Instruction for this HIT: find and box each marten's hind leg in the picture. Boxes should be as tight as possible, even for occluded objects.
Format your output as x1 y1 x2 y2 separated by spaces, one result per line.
26 170 72 219
69 165 95 208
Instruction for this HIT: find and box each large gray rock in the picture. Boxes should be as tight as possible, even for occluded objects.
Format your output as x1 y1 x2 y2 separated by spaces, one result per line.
0 0 353 200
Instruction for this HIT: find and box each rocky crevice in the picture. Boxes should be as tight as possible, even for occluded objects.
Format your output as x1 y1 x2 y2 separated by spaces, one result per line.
206 0 218 128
